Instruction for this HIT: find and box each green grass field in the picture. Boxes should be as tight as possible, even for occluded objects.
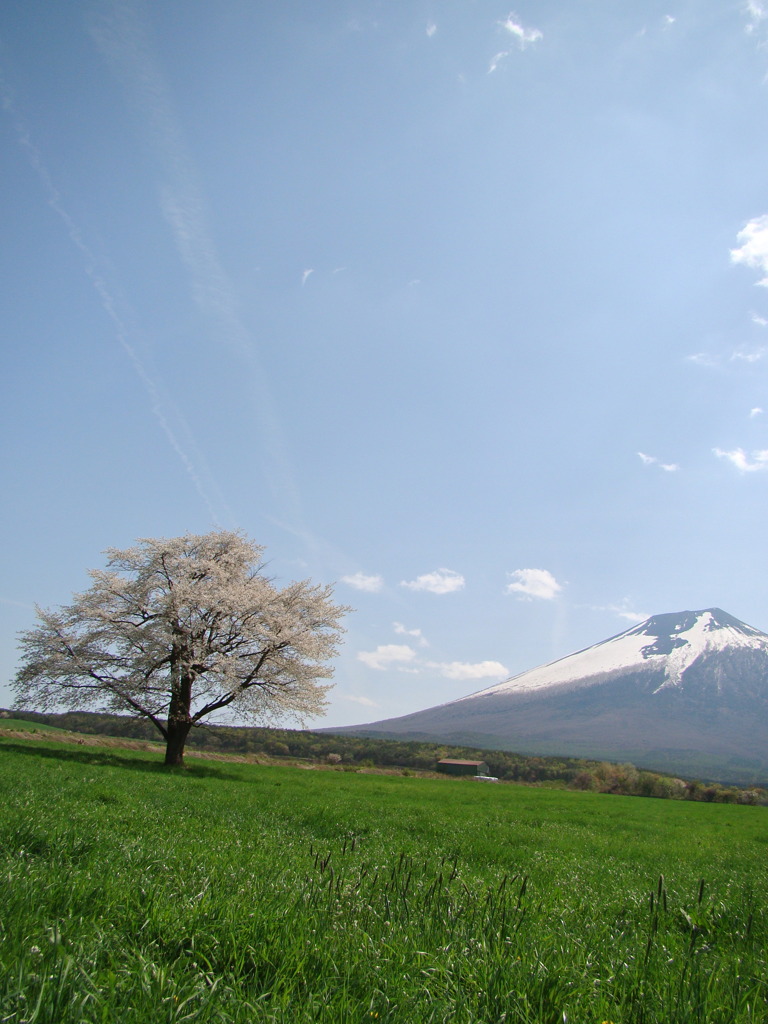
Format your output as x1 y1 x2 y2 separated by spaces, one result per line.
1 738 766 1023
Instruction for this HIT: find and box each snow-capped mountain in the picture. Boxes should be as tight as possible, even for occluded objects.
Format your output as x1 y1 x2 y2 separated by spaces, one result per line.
457 608 768 700
330 609 768 784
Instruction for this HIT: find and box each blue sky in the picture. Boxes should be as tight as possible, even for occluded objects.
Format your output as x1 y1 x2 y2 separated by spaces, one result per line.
3 0 768 728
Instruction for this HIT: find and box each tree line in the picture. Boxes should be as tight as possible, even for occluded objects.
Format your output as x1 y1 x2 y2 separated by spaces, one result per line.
3 708 764 804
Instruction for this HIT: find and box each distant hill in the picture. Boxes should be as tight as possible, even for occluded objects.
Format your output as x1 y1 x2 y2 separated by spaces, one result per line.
0 716 65 732
325 609 768 785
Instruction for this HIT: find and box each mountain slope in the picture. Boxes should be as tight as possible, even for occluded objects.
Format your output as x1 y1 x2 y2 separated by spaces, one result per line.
330 609 768 783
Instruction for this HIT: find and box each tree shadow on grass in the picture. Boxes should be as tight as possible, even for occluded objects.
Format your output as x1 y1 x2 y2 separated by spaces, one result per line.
0 741 247 781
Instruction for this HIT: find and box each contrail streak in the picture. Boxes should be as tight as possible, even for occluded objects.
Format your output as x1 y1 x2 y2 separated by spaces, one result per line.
88 0 303 526
0 69 228 523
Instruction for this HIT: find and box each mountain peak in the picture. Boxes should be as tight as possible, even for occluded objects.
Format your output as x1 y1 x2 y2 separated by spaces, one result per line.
616 608 765 660
465 608 768 700
629 607 762 641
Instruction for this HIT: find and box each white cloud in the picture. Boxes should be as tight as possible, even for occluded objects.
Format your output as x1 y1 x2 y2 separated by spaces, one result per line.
341 694 381 708
752 313 768 326
341 572 384 592
751 407 764 418
301 268 314 286
714 447 768 471
426 21 437 37
731 215 768 286
745 1 768 33
505 568 562 600
393 622 429 646
500 14 543 48
357 645 417 670
663 14 676 27
638 452 680 472
425 660 509 681
400 568 465 594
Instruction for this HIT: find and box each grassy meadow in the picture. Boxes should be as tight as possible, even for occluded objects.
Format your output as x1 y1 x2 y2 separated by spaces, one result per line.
1 737 767 1023
0 718 66 733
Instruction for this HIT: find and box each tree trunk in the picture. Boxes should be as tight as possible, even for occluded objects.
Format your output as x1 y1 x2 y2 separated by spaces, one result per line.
165 657 193 766
164 718 192 766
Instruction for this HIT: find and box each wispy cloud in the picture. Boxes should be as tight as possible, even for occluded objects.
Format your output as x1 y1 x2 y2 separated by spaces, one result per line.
751 313 767 326
341 572 384 592
489 12 542 72
731 215 768 286
340 693 381 708
426 21 437 38
638 452 680 472
731 346 768 363
488 51 510 73
687 352 719 368
687 339 767 368
500 13 543 48
393 622 429 646
400 569 465 594
0 73 227 523
425 660 509 680
591 602 649 624
714 447 768 471
88 6 252 360
87 1 301 524
301 268 314 286
357 645 418 670
751 407 764 418
618 606 647 622
744 1 768 33
505 569 562 600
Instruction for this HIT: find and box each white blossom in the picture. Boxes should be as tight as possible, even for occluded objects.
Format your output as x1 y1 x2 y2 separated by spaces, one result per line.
13 531 350 764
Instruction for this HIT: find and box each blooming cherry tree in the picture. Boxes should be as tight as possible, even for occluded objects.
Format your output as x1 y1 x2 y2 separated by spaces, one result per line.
13 531 349 765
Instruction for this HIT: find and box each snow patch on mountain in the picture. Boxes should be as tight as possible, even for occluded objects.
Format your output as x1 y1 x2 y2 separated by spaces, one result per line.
453 608 768 702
